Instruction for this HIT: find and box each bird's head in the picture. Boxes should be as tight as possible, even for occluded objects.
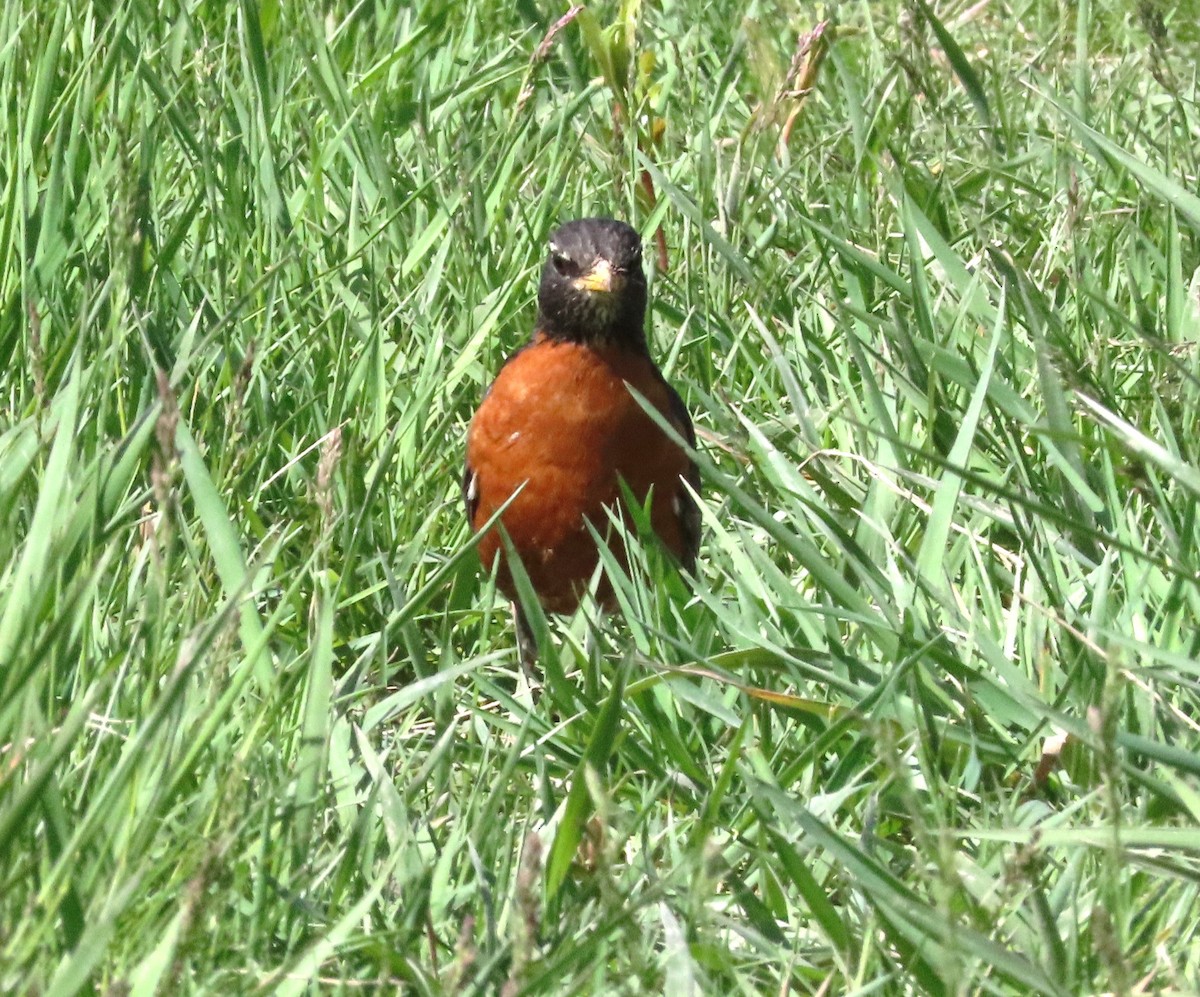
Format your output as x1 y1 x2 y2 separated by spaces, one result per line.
537 218 648 349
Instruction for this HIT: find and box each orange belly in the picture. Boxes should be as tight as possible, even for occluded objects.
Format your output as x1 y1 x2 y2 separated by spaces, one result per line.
466 338 690 614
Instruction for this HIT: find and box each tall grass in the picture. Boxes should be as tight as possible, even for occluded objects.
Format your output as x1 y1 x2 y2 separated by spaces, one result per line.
2 0 1199 993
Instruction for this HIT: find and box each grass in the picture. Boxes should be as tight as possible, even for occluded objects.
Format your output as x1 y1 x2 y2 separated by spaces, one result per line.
2 0 1200 993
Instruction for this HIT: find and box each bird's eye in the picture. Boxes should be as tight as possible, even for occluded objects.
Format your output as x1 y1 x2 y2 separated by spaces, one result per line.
552 252 576 276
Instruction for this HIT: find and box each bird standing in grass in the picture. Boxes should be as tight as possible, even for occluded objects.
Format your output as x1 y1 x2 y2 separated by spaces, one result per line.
464 218 700 666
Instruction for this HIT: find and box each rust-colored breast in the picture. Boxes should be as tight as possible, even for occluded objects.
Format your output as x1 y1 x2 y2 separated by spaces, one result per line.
466 336 692 614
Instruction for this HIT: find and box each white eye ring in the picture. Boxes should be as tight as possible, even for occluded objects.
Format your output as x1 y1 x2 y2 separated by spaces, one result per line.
549 241 577 276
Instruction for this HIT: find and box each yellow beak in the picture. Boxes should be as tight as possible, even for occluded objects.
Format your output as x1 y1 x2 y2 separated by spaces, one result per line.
575 258 621 294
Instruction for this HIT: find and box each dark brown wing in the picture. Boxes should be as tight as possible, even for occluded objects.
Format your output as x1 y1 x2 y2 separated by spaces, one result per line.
662 379 701 574
462 461 479 526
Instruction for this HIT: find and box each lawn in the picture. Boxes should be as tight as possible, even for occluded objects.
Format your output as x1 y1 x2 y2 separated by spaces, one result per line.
3 0 1199 993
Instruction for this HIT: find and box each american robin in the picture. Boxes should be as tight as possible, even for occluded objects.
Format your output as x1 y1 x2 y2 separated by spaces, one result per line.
463 217 700 665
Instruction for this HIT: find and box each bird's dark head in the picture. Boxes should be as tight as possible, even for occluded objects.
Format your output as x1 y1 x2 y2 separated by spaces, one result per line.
537 218 647 349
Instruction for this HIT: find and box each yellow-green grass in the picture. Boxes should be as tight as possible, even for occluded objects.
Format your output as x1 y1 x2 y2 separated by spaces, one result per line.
2 0 1199 993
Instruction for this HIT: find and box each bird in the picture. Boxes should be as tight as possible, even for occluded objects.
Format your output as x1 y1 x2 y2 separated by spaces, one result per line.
463 217 700 667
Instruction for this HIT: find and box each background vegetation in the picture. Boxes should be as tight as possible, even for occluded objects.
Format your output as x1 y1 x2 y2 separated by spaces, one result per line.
2 0 1199 992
